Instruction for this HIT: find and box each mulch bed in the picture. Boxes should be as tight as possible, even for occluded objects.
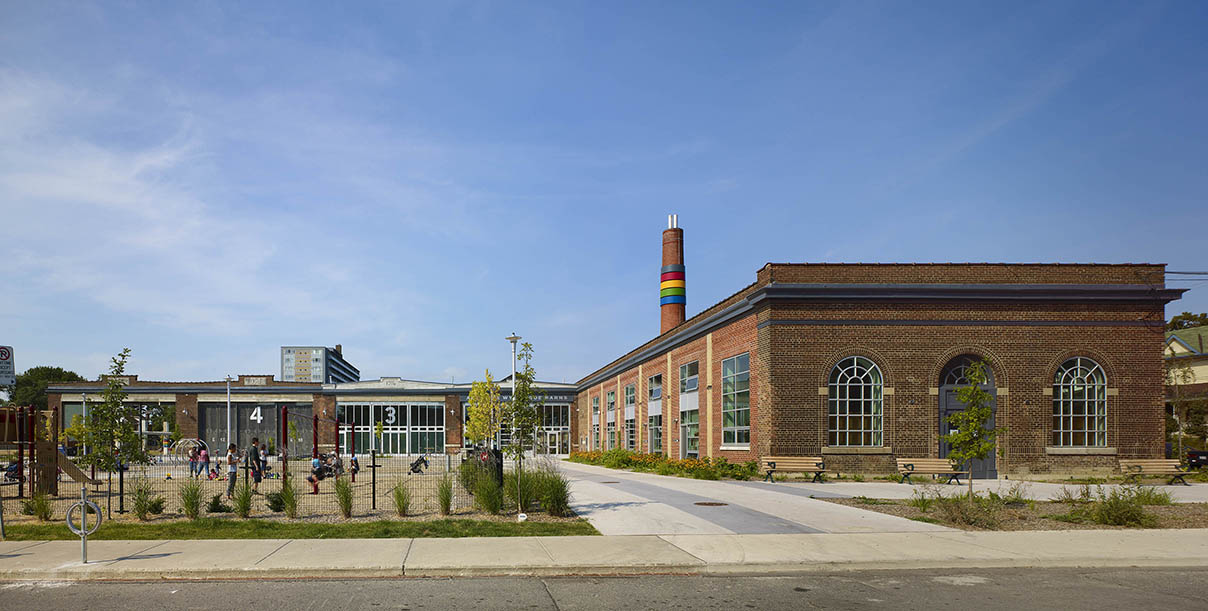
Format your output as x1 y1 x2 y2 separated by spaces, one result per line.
821 497 1208 530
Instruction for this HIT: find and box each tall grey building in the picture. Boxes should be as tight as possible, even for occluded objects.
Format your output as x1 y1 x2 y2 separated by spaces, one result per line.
280 345 360 383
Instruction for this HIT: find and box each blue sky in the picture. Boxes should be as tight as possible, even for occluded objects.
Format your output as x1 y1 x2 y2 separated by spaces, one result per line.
1 1 1205 384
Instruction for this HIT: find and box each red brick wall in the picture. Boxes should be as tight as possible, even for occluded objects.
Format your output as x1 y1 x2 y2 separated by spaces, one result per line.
766 300 1166 474
175 394 199 440
444 394 462 453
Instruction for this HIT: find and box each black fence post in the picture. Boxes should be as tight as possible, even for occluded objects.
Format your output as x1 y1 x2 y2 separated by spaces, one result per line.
312 415 319 459
118 466 125 514
371 449 376 510
350 411 356 482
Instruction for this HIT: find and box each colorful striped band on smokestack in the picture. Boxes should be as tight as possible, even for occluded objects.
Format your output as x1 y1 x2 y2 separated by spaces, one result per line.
660 264 686 304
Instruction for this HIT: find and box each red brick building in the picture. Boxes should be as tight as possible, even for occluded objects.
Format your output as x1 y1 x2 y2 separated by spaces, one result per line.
576 217 1185 476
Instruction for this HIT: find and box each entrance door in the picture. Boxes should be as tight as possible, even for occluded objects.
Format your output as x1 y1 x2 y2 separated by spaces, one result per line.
680 410 699 459
938 356 997 479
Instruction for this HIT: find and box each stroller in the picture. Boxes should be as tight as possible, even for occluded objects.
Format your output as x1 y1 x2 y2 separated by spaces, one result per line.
3 461 22 483
409 455 429 474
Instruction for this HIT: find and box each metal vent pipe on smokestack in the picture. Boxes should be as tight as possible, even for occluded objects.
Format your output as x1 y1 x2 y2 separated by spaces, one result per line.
660 214 686 334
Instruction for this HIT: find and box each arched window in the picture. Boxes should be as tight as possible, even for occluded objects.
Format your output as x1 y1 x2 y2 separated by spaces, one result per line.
1052 357 1107 447
828 356 883 446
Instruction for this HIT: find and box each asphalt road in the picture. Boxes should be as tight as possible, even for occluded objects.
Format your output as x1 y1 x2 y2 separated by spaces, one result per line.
4 567 1206 610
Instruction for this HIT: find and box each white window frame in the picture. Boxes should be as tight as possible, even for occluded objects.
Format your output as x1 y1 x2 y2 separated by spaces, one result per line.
1052 357 1108 447
680 361 699 393
721 352 750 447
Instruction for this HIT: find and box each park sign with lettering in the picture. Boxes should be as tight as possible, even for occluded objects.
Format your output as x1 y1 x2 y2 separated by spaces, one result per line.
0 346 13 386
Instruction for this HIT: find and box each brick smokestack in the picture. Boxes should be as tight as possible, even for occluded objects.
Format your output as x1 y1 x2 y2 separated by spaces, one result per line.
660 214 686 334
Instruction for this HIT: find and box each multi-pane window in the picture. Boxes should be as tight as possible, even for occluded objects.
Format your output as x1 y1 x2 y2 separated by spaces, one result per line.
680 362 699 393
648 374 662 401
607 391 615 413
606 422 616 449
339 403 444 455
648 414 663 453
1052 357 1107 447
592 396 599 414
592 424 600 450
625 384 635 409
409 404 445 454
681 409 699 458
827 357 883 447
625 418 635 450
722 353 751 445
542 405 569 428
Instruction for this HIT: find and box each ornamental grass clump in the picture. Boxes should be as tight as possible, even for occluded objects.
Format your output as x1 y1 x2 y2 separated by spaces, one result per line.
21 492 53 521
232 479 254 518
334 476 354 519
179 479 202 520
280 474 299 519
391 480 412 517
473 470 504 514
438 473 454 516
132 480 164 521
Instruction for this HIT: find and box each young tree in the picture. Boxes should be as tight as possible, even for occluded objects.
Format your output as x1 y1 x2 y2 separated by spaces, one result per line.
941 360 999 498
466 369 503 447
75 348 151 472
503 342 545 513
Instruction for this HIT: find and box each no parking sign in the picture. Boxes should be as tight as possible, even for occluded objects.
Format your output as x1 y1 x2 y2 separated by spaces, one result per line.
0 346 13 387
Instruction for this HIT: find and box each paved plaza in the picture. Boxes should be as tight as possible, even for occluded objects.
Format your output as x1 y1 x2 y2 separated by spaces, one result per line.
560 460 1208 536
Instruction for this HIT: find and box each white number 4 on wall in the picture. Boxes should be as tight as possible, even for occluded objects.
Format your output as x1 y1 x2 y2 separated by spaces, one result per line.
250 406 263 424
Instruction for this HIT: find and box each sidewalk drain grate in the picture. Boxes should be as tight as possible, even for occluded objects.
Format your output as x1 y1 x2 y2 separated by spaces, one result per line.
694 502 728 506
601 481 620 484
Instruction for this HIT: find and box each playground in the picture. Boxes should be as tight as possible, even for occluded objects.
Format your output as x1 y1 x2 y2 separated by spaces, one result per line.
1 406 572 526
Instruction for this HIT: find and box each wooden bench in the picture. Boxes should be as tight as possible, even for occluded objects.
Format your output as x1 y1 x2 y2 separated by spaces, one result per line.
762 457 826 483
897 458 969 485
1119 459 1191 486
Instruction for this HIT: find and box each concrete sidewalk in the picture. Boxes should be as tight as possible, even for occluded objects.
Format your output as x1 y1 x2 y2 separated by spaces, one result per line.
3 529 1208 580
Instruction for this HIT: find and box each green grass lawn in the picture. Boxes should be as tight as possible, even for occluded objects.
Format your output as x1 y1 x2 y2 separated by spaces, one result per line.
3 518 599 541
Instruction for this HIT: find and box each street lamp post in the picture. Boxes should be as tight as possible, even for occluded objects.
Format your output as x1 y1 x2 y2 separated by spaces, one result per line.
225 375 233 449
505 334 521 451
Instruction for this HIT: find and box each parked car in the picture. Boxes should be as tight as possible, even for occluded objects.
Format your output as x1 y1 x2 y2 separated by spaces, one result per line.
1188 450 1208 470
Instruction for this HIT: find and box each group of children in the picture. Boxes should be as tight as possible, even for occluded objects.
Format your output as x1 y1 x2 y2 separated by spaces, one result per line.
186 441 275 498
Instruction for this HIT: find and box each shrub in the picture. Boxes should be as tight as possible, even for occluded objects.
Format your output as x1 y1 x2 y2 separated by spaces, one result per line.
22 492 53 521
473 470 504 514
265 491 286 512
280 475 298 519
1092 487 1154 527
540 469 571 517
655 462 677 476
149 496 166 515
505 468 541 511
133 480 157 521
438 473 454 516
206 494 232 514
601 448 635 470
907 489 936 512
391 480 412 517
1055 484 1093 505
232 479 254 518
995 481 1033 508
935 495 1001 529
1125 485 1172 506
334 476 353 519
180 479 202 520
458 460 482 493
851 474 866 483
